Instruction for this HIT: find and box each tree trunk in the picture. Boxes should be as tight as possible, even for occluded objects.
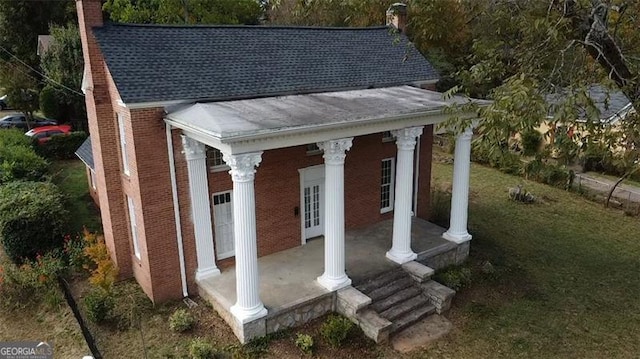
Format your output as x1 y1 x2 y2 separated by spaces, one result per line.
605 166 640 208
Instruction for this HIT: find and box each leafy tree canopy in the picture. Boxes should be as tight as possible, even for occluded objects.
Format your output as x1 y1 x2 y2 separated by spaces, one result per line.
103 0 263 25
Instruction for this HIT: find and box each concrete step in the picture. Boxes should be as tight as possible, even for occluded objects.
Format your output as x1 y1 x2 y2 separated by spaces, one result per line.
390 303 436 334
355 309 393 343
379 294 430 322
370 286 422 313
366 276 414 302
355 268 406 294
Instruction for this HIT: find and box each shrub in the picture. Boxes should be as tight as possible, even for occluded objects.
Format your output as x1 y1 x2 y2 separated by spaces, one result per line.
430 186 451 228
189 338 215 359
434 266 472 291
294 333 314 355
84 287 115 324
320 315 354 348
0 128 33 148
0 145 49 183
39 85 61 120
0 181 68 262
63 233 90 273
34 131 88 160
83 230 118 292
0 252 66 308
169 308 196 332
521 129 542 156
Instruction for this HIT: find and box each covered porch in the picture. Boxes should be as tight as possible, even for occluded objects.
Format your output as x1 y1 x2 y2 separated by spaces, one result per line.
198 217 467 341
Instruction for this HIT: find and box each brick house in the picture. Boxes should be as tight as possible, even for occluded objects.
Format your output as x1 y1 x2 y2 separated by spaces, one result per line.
75 0 481 342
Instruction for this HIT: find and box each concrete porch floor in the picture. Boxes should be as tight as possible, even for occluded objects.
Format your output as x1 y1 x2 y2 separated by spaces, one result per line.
198 218 453 316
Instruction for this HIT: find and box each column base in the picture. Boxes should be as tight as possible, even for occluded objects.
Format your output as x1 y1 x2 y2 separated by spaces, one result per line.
385 249 417 264
195 267 221 282
442 231 472 244
317 273 352 291
230 303 268 324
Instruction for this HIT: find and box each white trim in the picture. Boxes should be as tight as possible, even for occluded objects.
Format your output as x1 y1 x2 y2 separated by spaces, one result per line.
89 169 97 190
126 196 141 260
166 124 188 297
117 113 130 176
413 136 420 216
121 99 190 110
380 157 395 213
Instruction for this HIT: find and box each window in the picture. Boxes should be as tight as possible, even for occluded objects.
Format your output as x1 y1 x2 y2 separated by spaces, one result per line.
127 196 141 259
380 158 395 213
117 113 130 175
306 143 322 155
206 146 228 171
89 169 97 190
382 131 394 143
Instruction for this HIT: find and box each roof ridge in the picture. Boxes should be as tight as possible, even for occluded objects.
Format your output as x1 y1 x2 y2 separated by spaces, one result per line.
100 22 391 31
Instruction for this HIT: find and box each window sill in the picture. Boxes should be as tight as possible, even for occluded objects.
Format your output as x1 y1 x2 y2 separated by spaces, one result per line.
380 207 393 214
210 165 230 173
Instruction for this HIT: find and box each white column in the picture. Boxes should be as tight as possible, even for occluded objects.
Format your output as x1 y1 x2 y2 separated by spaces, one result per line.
443 127 473 243
317 138 353 291
386 126 423 264
223 151 267 323
181 136 220 281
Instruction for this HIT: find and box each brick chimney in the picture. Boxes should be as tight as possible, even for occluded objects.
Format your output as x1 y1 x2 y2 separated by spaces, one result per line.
386 3 408 33
76 0 134 278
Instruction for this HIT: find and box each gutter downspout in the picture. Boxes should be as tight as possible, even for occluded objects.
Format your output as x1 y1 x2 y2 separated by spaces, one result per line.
166 123 189 297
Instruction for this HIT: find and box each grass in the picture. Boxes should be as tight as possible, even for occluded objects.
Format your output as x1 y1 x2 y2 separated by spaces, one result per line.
50 159 102 234
423 155 640 358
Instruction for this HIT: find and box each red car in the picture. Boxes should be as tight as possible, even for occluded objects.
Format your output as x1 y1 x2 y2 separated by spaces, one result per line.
25 124 72 144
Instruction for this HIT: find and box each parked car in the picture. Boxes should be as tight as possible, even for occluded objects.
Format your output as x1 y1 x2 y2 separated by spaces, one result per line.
0 95 7 110
25 124 72 144
0 114 57 130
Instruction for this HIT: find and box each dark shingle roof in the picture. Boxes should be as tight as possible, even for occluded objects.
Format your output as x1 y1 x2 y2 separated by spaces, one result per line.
93 24 439 104
547 84 632 121
75 137 94 170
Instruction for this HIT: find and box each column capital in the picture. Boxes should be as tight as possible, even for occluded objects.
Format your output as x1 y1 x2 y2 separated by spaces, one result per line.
223 152 263 182
181 135 206 160
392 126 424 150
458 126 473 141
318 138 353 165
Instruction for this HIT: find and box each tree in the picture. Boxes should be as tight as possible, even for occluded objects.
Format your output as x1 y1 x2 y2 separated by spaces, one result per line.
40 24 87 131
103 0 264 25
0 61 40 128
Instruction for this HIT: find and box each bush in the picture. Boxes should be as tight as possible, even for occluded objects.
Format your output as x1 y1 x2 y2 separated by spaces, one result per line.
521 129 542 156
430 186 451 228
83 230 118 292
0 128 33 148
434 266 472 291
34 131 88 160
189 338 215 359
294 333 314 355
0 145 49 183
0 252 65 308
320 315 354 348
84 287 115 324
169 308 196 332
39 85 61 120
0 181 68 262
63 233 90 273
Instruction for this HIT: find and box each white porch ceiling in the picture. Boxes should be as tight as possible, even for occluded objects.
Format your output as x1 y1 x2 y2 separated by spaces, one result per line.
164 85 485 153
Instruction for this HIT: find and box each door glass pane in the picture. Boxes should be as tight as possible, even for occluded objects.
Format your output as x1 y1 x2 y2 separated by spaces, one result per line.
304 187 311 228
313 185 320 226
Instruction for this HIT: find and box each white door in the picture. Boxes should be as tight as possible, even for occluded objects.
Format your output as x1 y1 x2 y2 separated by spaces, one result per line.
213 191 234 259
300 165 325 241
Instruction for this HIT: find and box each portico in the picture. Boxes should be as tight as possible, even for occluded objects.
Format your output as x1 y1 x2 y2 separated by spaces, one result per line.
165 85 485 342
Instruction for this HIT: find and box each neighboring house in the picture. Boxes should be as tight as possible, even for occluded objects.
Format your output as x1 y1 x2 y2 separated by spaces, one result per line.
37 35 53 57
76 0 483 342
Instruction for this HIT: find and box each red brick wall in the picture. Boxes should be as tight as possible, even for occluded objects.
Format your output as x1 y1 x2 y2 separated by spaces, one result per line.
77 0 132 278
417 125 434 220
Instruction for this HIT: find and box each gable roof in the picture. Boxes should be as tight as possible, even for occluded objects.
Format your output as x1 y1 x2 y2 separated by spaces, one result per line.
75 137 94 170
93 24 439 105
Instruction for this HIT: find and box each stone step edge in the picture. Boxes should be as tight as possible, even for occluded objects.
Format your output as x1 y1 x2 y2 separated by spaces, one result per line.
367 277 415 302
336 286 371 317
390 304 437 335
401 261 435 283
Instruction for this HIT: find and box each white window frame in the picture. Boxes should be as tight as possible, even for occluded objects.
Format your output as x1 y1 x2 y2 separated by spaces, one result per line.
89 169 97 190
380 157 395 213
117 113 130 175
382 131 395 143
206 146 229 172
127 196 141 259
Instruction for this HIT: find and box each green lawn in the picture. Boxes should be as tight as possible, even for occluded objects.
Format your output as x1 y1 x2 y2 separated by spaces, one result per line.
50 160 102 234
423 158 640 358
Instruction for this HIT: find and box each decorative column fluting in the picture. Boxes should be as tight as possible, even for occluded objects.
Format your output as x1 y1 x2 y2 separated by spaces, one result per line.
317 138 353 291
443 126 473 243
386 126 423 264
223 151 267 323
181 135 220 281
